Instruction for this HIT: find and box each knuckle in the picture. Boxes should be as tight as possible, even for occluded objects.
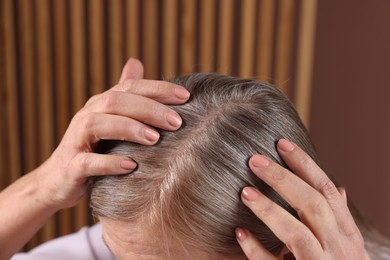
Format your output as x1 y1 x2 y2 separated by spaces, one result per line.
121 79 137 92
134 80 173 99
81 112 97 130
76 154 90 172
145 82 162 96
145 82 171 100
298 154 312 170
271 168 288 184
318 176 338 198
267 168 289 190
288 231 312 250
100 91 118 111
152 103 170 120
69 110 84 125
303 194 330 217
258 200 276 220
346 228 364 245
84 93 100 107
245 247 263 260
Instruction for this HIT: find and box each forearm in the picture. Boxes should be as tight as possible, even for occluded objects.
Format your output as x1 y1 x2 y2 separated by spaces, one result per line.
0 166 59 259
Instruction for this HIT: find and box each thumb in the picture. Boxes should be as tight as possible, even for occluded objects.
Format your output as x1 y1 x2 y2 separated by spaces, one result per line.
118 58 145 83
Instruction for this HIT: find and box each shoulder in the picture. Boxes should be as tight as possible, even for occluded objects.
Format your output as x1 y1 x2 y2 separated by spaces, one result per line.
11 224 115 260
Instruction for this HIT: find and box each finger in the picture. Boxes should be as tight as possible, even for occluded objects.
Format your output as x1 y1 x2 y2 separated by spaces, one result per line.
71 113 160 147
235 227 276 260
71 153 137 179
337 187 347 204
249 155 339 245
111 79 190 104
276 139 359 238
241 187 322 259
277 139 340 201
118 58 144 83
83 91 183 131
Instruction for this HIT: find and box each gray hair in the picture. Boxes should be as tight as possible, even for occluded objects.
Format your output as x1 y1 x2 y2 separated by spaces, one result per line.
90 73 321 257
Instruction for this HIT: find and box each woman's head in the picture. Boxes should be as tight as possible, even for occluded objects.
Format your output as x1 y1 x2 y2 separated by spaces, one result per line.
90 73 319 259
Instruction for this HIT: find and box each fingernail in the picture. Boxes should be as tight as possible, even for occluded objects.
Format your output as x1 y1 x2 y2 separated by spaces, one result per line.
235 228 248 242
242 187 259 201
250 155 270 168
278 139 295 152
167 112 182 128
144 128 160 142
120 159 137 170
174 87 190 100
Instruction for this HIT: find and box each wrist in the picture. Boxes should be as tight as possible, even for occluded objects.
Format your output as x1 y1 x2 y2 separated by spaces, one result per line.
30 160 64 213
0 164 60 258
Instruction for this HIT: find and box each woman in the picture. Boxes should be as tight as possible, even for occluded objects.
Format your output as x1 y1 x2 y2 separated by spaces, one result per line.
90 73 389 259
7 61 387 259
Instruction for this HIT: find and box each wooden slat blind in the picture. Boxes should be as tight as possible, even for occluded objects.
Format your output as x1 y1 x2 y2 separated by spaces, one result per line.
162 0 179 78
216 0 234 74
239 0 256 77
180 0 197 75
257 0 276 82
0 0 317 250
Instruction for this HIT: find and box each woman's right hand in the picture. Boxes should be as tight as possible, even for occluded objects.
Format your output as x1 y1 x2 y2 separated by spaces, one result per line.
0 58 190 259
37 58 191 210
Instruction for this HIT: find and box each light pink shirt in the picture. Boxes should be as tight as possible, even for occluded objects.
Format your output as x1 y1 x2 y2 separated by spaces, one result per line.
12 224 116 260
11 223 390 259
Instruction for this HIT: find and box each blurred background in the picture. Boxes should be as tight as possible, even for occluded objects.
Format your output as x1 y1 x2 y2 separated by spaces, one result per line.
1 0 389 250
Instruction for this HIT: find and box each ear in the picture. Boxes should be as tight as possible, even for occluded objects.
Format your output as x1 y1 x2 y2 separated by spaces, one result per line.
118 58 145 83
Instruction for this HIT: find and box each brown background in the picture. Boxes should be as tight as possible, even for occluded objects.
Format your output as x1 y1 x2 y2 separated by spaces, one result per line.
1 0 389 250
310 0 390 237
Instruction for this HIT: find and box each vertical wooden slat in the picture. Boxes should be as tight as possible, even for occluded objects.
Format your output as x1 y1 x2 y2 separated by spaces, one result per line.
70 0 87 112
36 0 54 160
216 0 234 75
180 0 196 74
53 0 72 236
0 31 4 188
19 0 40 248
36 0 56 242
274 0 295 94
88 0 106 95
295 0 318 127
19 0 37 175
0 79 4 189
0 12 4 188
256 0 276 82
125 0 140 60
162 0 178 78
1 0 21 185
0 1 6 189
239 0 257 77
108 0 124 85
70 0 88 231
199 0 216 72
143 0 158 79
53 0 70 154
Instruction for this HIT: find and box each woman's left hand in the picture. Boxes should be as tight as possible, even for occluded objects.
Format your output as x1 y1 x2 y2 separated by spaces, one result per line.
236 139 370 259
